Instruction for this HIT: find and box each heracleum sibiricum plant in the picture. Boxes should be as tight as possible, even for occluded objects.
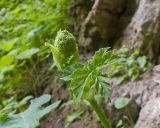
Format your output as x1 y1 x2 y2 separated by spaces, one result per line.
46 30 120 128
46 30 130 128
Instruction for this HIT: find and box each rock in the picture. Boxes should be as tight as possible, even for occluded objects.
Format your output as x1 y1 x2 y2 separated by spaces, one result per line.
120 0 160 62
153 65 160 73
135 98 160 128
70 0 94 39
105 66 160 127
77 0 137 50
153 65 160 84
71 0 160 61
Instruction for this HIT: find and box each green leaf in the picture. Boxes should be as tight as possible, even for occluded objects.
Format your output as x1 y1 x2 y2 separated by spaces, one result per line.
65 111 83 123
61 64 82 81
116 119 124 128
16 48 40 60
114 97 129 109
89 48 116 68
26 26 43 39
0 0 73 106
0 95 61 128
116 75 127 85
0 54 15 70
137 56 147 68
63 48 122 101
0 38 18 51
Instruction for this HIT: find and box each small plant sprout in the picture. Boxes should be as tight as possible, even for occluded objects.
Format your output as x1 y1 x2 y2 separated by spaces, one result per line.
114 97 134 128
114 97 129 110
46 30 125 128
46 30 147 128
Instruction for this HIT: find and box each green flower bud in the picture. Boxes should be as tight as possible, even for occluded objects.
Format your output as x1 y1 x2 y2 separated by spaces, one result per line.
45 30 78 70
54 30 77 58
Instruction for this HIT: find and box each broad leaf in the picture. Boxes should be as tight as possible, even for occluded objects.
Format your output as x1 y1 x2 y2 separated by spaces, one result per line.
0 95 61 128
114 97 129 109
16 48 40 60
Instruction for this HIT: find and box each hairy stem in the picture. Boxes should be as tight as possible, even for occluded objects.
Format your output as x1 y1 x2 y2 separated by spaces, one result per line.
88 98 112 128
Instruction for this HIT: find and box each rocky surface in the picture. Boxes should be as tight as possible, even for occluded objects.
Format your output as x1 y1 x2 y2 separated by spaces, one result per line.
71 0 160 62
107 64 160 128
135 98 160 128
70 0 94 41
120 0 160 62
40 65 160 128
77 0 137 50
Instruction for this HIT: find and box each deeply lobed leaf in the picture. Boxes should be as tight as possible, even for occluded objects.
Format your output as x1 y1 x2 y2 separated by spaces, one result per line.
0 95 61 128
62 48 124 101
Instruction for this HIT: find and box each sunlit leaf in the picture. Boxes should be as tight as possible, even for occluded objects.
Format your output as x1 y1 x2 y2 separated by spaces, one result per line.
16 48 40 60
0 55 15 70
114 97 129 109
0 38 18 51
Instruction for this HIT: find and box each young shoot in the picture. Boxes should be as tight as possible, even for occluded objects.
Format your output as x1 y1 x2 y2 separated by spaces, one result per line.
46 30 146 128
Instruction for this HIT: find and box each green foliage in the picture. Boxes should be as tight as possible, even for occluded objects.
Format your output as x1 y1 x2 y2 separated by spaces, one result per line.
0 1 72 127
65 111 84 128
0 94 61 128
63 48 125 101
114 97 130 109
0 96 33 122
0 0 72 103
116 47 151 85
16 48 40 60
62 46 150 102
46 30 78 70
47 33 150 127
116 120 124 128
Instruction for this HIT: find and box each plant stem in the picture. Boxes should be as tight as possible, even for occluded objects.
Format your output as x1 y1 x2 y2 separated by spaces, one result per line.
88 98 112 128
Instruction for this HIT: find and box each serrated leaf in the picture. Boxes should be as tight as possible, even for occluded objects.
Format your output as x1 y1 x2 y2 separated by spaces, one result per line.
63 48 122 101
61 64 82 81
